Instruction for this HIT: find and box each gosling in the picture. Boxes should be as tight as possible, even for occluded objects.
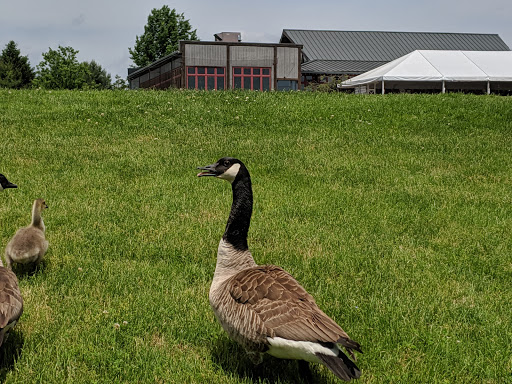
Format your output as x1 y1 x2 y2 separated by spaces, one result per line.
5 199 49 269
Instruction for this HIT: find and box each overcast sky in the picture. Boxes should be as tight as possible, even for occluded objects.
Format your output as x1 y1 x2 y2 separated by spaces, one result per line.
1 0 511 80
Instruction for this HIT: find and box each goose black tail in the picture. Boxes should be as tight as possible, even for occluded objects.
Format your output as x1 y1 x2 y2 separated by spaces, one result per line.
316 350 361 381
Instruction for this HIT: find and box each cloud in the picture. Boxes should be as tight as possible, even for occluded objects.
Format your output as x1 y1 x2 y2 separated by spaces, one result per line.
72 13 86 27
1 0 511 79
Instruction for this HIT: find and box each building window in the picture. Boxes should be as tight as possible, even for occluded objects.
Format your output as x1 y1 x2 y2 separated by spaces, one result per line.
277 80 298 91
187 67 225 90
233 67 271 91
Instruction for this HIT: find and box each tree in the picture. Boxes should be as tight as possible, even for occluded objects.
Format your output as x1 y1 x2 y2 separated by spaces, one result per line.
129 6 198 68
84 60 112 89
33 46 92 89
33 46 114 90
0 41 35 88
112 75 128 90
305 75 349 93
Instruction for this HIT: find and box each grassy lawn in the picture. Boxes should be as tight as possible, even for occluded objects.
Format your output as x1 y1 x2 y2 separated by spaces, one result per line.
0 89 511 383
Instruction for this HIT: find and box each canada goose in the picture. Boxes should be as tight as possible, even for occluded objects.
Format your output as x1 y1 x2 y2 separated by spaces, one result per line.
0 174 17 190
0 176 23 347
197 157 362 381
5 199 49 269
0 257 23 347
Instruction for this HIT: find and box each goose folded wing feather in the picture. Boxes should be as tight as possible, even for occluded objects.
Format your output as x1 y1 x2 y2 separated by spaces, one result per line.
227 266 357 349
0 269 23 328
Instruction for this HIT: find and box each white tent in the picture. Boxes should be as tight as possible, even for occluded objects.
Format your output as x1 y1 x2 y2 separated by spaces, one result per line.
341 50 512 94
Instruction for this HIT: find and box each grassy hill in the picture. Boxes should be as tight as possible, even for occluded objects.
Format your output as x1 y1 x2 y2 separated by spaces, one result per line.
0 89 511 383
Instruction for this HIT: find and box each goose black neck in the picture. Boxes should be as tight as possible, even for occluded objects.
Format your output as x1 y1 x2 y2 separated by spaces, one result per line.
223 172 253 251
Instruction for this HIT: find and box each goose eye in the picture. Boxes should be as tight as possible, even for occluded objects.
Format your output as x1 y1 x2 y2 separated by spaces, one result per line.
223 160 230 167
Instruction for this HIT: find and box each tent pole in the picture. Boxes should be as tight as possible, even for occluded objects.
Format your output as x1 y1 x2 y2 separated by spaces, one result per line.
382 80 385 95
442 80 446 94
487 81 490 95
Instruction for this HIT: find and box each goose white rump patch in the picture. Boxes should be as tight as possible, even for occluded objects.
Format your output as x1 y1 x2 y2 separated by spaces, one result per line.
267 337 338 363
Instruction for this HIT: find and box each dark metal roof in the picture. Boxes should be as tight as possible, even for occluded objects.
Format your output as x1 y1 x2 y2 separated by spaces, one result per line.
281 30 511 63
127 51 181 80
301 60 386 75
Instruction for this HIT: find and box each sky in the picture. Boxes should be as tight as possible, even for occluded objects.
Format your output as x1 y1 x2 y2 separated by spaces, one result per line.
1 0 511 80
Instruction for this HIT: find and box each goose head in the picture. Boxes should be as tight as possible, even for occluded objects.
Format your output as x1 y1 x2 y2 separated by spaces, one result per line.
197 157 247 184
0 174 17 190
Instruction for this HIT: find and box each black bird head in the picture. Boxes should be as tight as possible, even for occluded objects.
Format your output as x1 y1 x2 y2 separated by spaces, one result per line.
197 157 247 184
0 174 17 190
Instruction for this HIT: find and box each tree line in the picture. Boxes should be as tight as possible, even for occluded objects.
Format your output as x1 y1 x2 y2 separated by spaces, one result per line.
0 42 126 90
1 6 197 90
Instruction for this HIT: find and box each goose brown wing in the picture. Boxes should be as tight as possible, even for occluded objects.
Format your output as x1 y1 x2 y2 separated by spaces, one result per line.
0 268 23 329
228 265 358 350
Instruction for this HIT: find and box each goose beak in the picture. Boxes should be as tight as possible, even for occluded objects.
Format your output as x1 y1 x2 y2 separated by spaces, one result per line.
0 174 17 189
197 163 218 177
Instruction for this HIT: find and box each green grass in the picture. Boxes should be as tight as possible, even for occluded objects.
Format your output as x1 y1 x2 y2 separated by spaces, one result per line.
0 89 511 383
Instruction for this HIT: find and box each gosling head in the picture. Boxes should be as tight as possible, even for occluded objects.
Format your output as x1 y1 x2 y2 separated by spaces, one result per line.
0 174 17 190
35 198 49 211
197 157 248 184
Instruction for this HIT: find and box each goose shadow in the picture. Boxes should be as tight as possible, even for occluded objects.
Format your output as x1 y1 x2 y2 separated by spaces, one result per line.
210 336 332 384
0 330 24 381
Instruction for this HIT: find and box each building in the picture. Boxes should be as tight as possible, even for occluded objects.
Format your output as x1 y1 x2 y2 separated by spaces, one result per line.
128 35 302 91
341 50 512 95
214 32 241 42
279 29 510 87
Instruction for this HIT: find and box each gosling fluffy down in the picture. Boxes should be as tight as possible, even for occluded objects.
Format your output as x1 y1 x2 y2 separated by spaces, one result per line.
5 198 49 269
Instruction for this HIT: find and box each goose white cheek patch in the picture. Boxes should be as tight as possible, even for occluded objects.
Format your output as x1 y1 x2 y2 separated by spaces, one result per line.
218 163 240 183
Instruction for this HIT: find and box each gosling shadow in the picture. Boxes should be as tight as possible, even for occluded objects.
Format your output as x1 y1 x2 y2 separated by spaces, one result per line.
0 330 24 382
11 259 48 279
210 336 331 384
